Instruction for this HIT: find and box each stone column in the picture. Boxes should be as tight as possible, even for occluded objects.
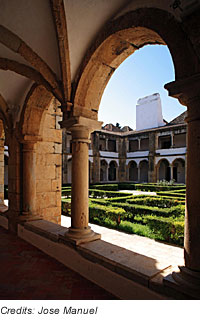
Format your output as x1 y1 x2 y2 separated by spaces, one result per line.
106 165 108 182
0 137 4 203
22 142 37 216
105 138 108 151
60 116 102 244
184 99 200 270
164 76 200 298
138 138 141 151
171 132 174 148
148 132 156 183
170 164 173 181
138 166 140 183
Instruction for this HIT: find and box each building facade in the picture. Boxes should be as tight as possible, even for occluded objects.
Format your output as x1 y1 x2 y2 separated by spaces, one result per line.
63 93 187 185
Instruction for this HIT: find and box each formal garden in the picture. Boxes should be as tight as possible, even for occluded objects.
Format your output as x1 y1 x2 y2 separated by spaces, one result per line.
62 181 186 247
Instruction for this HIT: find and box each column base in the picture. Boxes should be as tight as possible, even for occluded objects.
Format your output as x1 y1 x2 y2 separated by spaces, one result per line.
5 210 42 233
164 266 200 299
61 226 101 245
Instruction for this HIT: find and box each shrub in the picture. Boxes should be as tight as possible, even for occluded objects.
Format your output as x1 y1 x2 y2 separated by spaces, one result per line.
89 202 127 225
157 191 185 199
89 189 131 198
62 199 71 215
105 202 185 220
62 189 71 197
89 184 119 191
126 196 182 208
134 214 184 246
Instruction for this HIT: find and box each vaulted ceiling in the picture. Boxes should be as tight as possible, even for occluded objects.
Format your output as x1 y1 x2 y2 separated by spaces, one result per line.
0 0 195 127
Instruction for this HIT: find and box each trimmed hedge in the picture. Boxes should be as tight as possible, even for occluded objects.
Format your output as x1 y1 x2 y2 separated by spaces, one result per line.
134 214 184 246
88 202 184 246
90 183 186 192
89 202 126 225
157 191 185 198
89 189 131 198
89 184 119 191
62 188 132 198
126 196 183 207
106 202 185 219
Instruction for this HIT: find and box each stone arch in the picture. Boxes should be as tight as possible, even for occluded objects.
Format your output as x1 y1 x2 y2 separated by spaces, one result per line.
172 158 185 184
73 8 200 115
157 158 171 182
6 83 63 226
0 94 12 209
19 84 54 140
128 160 138 182
108 160 118 181
100 159 108 182
139 160 148 183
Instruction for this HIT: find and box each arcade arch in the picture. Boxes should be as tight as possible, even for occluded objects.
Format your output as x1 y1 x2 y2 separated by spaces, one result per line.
172 158 185 184
128 160 138 182
139 160 148 183
108 160 118 181
157 159 170 182
100 159 108 182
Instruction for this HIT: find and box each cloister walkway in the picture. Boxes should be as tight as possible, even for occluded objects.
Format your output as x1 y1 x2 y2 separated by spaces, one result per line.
0 225 116 300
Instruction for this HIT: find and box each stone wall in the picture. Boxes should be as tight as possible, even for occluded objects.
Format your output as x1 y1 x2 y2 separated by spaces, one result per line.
35 99 62 224
0 120 4 202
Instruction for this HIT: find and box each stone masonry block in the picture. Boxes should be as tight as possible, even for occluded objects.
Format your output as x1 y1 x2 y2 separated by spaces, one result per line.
42 128 62 143
37 142 54 154
51 179 61 192
36 192 57 210
36 165 56 180
36 179 52 193
44 113 56 129
54 143 62 154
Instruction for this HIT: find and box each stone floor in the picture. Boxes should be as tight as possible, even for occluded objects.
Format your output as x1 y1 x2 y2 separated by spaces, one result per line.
0 226 116 300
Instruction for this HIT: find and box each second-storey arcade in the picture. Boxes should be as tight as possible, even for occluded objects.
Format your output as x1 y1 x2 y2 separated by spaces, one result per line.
63 93 186 185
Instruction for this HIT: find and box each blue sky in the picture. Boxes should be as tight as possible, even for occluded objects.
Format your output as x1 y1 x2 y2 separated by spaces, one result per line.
98 45 186 129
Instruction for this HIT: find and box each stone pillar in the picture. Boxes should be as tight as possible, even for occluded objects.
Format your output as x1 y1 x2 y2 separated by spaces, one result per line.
60 116 102 244
138 138 141 151
92 132 100 183
170 164 173 181
22 142 37 216
0 137 4 203
171 132 174 148
184 99 200 270
138 166 140 183
148 132 156 183
164 76 200 298
105 138 108 151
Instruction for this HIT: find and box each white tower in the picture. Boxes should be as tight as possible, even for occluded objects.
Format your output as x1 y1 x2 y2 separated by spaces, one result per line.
136 93 165 131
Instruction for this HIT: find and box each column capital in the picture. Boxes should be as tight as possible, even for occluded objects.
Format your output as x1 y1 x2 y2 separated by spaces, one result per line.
60 116 103 142
165 74 200 106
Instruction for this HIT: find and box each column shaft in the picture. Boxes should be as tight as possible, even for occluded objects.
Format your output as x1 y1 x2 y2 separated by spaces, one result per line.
185 115 200 270
60 116 102 244
22 143 36 215
71 140 89 229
